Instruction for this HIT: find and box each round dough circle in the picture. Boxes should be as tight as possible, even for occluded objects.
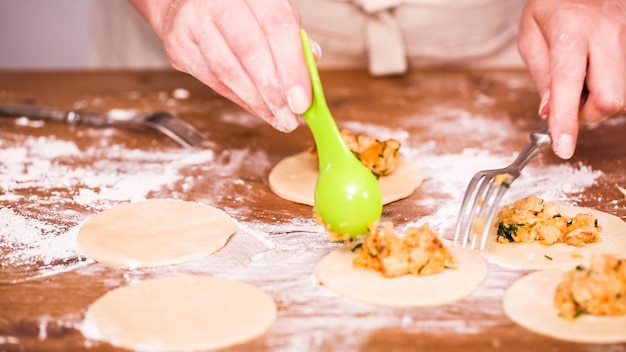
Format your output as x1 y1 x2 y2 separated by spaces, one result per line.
314 240 488 307
503 268 626 344
77 199 236 268
81 275 277 351
269 151 425 206
484 205 626 270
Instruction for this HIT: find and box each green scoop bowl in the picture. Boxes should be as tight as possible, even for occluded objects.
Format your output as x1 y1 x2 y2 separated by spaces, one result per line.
300 30 382 237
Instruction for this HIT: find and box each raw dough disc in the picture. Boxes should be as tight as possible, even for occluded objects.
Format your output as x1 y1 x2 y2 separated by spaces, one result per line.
268 151 425 206
484 205 626 270
503 268 626 344
81 275 277 351
77 199 236 269
314 240 488 307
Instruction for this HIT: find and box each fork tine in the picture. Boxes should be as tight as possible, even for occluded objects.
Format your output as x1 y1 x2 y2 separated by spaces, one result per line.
453 174 478 245
467 175 498 249
477 180 511 250
0 104 208 149
454 128 551 252
454 171 490 247
143 112 206 149
456 171 513 250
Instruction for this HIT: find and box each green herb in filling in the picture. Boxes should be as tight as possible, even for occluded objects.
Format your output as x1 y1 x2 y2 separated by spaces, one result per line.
497 222 519 242
573 308 589 319
417 259 430 274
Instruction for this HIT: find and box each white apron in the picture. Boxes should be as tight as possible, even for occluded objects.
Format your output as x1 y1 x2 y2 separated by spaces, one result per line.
88 0 526 75
295 0 526 74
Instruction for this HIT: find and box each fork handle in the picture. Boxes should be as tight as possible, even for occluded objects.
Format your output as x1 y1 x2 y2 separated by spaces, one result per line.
0 104 110 127
509 131 551 170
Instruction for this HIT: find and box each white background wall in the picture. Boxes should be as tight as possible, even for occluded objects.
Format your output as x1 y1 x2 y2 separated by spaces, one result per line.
0 0 93 69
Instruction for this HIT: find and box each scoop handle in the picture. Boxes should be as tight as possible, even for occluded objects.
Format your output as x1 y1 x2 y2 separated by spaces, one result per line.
300 30 352 165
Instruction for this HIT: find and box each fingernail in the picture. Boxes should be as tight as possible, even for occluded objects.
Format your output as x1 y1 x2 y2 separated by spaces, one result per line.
554 133 574 159
272 107 300 132
538 90 550 119
287 85 310 114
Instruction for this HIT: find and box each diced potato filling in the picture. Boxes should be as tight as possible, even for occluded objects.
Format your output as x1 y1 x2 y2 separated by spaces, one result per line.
495 196 601 246
310 129 401 178
352 222 456 278
555 254 626 320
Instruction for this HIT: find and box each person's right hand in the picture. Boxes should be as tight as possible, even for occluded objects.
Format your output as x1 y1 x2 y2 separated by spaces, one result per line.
131 0 319 132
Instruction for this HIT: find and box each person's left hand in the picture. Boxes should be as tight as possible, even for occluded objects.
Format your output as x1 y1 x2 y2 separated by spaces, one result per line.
518 0 626 159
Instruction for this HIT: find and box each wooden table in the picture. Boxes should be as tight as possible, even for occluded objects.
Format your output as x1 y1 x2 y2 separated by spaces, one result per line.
0 70 624 351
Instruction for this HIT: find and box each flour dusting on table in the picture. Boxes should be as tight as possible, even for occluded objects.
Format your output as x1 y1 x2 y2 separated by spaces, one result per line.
0 110 614 350
0 135 215 283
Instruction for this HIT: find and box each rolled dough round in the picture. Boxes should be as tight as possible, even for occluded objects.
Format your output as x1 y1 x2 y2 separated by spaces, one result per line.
484 205 626 270
81 275 277 351
503 268 626 344
314 240 488 307
268 151 425 206
77 199 237 268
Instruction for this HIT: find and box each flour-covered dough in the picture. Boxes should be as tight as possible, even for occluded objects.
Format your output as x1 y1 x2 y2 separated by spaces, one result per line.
269 151 425 205
77 199 236 268
484 205 626 270
503 268 626 344
81 275 277 351
314 240 488 307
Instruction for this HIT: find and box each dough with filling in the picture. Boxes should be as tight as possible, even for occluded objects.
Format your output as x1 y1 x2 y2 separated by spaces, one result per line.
77 199 236 268
269 152 425 206
484 205 626 270
503 268 626 344
314 239 487 307
81 275 277 351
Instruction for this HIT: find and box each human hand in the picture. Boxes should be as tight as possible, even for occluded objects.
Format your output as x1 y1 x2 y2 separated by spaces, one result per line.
130 0 320 132
518 0 626 159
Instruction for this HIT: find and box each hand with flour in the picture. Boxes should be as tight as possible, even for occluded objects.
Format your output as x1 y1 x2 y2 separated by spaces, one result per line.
130 0 318 133
518 0 626 159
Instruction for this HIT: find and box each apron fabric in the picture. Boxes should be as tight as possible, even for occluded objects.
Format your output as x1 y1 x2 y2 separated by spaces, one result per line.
89 0 526 74
294 0 526 74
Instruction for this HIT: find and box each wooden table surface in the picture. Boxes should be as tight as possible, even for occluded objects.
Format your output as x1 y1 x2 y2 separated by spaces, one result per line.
0 69 625 352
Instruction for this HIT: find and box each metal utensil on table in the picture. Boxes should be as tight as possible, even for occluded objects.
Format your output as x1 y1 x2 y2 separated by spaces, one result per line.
453 127 551 251
0 104 206 149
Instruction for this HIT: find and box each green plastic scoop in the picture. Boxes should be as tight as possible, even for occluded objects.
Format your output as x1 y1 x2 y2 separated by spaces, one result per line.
300 30 382 237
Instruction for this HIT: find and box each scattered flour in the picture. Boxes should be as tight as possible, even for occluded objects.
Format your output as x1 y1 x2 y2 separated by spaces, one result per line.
0 208 88 283
398 107 522 150
0 108 615 350
14 116 45 128
0 135 215 283
0 208 81 266
172 88 190 100
0 136 215 208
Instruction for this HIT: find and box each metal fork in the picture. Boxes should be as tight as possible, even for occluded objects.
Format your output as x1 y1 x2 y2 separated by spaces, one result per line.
0 104 206 149
453 129 551 251
138 112 206 149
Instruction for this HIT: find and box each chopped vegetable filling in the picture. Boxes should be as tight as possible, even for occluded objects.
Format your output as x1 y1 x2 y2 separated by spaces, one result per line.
352 222 456 278
495 196 601 246
310 129 401 178
555 254 626 320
